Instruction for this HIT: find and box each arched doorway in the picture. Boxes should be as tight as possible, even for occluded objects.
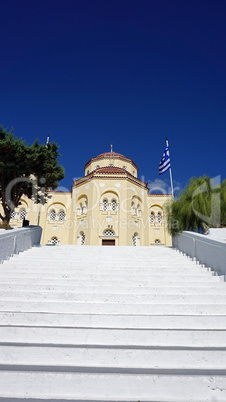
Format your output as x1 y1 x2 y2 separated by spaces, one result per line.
102 229 115 246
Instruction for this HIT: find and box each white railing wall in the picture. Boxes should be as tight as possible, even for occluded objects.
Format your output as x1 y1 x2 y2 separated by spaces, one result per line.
0 226 42 263
173 231 226 276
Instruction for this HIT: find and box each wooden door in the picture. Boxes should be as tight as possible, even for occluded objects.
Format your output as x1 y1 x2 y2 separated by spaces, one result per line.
102 239 115 246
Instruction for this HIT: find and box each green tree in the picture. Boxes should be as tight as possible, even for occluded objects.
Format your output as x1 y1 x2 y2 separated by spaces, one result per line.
0 125 64 226
166 176 225 235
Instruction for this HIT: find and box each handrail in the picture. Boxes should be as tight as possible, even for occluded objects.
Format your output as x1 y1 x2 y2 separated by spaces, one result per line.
173 231 226 276
0 226 42 263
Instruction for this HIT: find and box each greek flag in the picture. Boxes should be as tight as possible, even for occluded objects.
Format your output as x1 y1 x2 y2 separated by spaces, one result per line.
159 147 170 175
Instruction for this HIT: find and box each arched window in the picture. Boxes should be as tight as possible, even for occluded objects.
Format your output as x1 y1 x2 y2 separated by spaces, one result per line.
49 209 56 221
10 211 16 220
103 229 115 236
19 208 27 220
150 212 155 223
103 198 108 211
154 239 161 244
131 197 142 217
59 210 66 221
111 199 117 211
132 233 139 246
157 212 162 223
87 170 89 175
79 231 85 245
82 201 87 215
96 165 100 169
123 166 127 170
50 236 59 245
77 203 82 216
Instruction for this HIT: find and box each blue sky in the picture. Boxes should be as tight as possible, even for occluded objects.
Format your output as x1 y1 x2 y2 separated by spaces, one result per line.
1 0 225 195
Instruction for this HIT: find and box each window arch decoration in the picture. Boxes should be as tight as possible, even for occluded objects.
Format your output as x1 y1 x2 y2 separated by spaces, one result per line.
132 232 139 246
49 209 56 221
131 196 142 217
58 210 66 221
79 231 85 245
100 191 119 213
150 212 155 223
19 208 27 220
157 211 162 223
10 199 28 221
150 205 163 225
102 198 108 211
10 211 17 220
77 203 82 216
111 199 117 212
82 201 87 215
103 229 115 237
77 195 88 216
50 236 59 245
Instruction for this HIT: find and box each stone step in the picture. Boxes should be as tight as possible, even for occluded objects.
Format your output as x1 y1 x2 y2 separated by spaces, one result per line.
3 258 199 267
1 245 226 401
5 265 204 271
1 345 226 369
0 265 209 273
0 270 215 280
0 277 220 286
0 283 226 294
0 371 225 401
1 252 199 259
0 327 226 347
1 300 226 314
1 312 226 329
1 261 204 267
1 291 226 304
0 259 202 268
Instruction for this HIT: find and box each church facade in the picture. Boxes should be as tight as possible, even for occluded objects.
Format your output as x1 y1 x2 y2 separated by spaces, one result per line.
8 151 172 246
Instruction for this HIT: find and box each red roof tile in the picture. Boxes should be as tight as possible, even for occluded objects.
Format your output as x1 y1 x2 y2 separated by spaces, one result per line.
97 151 126 158
95 166 127 174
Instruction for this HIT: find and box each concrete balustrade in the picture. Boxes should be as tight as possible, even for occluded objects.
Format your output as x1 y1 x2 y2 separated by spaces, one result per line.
0 226 42 263
173 231 226 276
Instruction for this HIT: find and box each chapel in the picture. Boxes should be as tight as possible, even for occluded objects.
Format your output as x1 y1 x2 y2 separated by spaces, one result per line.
9 150 172 246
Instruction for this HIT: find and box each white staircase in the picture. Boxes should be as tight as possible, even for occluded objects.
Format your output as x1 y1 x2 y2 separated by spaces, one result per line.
0 245 226 401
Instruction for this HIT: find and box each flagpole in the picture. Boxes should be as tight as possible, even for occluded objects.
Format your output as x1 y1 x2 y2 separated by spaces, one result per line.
166 138 174 198
46 134 50 148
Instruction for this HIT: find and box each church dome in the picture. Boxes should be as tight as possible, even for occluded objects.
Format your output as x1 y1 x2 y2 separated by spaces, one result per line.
84 151 138 175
